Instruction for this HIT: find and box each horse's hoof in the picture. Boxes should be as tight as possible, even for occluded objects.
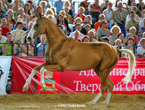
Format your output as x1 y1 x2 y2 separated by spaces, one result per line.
86 101 94 105
42 85 48 92
103 101 109 104
22 85 29 92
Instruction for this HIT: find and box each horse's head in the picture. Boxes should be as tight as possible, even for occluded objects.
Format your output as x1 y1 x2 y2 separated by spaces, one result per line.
27 13 47 39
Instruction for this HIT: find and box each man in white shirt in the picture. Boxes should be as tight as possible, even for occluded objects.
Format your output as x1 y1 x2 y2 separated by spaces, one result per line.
139 10 145 28
69 24 84 41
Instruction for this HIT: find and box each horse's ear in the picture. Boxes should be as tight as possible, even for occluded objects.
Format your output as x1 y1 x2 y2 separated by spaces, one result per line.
35 13 39 17
39 13 42 19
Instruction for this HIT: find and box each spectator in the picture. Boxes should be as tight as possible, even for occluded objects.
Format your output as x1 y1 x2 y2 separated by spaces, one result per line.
20 36 34 56
26 0 35 15
124 36 137 57
0 28 7 55
84 15 94 28
113 0 120 11
97 20 110 41
59 10 71 33
126 11 139 34
17 7 30 27
64 7 72 24
6 9 16 27
63 1 73 18
70 17 83 32
69 23 84 41
37 34 47 56
139 18 145 40
126 7 139 22
50 7 57 18
1 32 17 56
47 15 53 21
74 17 83 25
113 1 127 36
40 0 47 15
26 21 33 34
73 30 82 42
88 0 102 24
138 1 145 12
82 35 90 42
13 0 20 13
124 0 135 10
0 18 10 36
24 3 33 20
1 0 9 12
102 0 109 11
81 24 91 35
68 0 75 18
0 1 6 22
109 25 121 45
11 21 26 45
12 18 28 31
94 14 108 32
54 0 63 14
74 6 85 21
139 9 145 27
137 0 143 8
3 14 13 30
88 29 98 42
137 38 145 58
56 14 67 35
57 24 63 32
117 33 125 44
114 39 123 58
101 36 109 44
137 32 145 46
79 0 90 15
45 8 57 24
39 0 51 9
129 26 139 45
130 3 141 17
103 2 114 29
35 5 42 16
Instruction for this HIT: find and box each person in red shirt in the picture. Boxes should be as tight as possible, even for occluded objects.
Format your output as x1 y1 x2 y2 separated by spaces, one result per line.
74 6 85 21
0 18 10 37
94 14 108 32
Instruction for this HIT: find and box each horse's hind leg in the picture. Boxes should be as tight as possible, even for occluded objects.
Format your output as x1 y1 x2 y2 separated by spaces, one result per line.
23 62 47 92
87 69 114 105
103 77 114 104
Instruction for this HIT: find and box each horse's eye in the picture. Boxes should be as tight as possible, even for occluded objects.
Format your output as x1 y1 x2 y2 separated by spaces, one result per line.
35 24 39 27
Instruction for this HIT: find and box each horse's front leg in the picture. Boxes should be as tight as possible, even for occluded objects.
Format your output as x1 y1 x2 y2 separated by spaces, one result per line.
22 63 47 92
40 65 64 92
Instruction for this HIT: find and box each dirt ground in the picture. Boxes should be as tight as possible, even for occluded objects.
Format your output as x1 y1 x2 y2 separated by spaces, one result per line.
0 93 145 110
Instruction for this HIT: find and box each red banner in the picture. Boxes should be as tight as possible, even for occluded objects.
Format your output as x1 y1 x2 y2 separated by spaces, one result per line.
11 57 145 94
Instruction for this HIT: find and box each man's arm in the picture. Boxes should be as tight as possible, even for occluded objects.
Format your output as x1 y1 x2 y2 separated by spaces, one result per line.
88 4 101 13
138 54 145 58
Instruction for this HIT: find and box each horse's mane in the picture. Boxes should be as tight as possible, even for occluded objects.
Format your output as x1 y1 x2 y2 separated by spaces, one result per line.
42 16 68 38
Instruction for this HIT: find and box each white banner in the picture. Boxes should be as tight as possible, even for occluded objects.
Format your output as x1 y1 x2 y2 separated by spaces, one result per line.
0 56 12 95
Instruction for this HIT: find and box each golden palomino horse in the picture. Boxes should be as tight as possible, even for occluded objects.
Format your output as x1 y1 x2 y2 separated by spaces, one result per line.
23 14 136 105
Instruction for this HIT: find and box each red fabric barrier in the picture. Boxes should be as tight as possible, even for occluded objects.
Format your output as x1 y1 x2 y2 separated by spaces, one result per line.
11 57 145 94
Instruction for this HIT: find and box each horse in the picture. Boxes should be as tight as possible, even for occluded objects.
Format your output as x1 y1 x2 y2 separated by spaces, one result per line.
23 13 136 105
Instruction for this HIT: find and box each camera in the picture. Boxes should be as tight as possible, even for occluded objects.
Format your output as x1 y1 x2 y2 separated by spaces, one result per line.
10 41 13 43
27 37 32 42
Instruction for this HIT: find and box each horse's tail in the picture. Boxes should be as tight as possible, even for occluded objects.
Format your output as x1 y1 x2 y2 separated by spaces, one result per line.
118 49 136 83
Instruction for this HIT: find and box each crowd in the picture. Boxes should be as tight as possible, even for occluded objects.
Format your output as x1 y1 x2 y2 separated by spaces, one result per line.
0 0 145 58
